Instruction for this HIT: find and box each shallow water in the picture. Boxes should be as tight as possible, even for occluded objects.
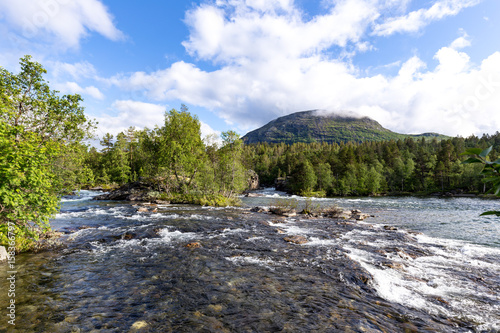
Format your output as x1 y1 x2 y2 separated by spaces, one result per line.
0 190 499 332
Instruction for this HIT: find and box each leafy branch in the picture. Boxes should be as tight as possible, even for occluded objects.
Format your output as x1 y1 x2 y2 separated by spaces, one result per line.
461 146 500 216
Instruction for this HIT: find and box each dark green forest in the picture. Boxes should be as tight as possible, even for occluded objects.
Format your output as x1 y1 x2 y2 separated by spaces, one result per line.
242 136 500 196
87 123 500 198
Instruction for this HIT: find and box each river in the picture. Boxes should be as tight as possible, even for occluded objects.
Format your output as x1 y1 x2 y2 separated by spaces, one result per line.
1 189 499 332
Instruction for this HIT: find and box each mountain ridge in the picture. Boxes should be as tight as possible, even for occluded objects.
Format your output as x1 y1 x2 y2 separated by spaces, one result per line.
242 110 447 145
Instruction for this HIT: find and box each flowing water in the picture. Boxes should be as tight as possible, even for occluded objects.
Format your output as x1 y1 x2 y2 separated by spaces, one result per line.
1 189 499 332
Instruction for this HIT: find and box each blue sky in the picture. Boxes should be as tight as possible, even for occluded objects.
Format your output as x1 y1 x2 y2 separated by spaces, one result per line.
1 0 499 144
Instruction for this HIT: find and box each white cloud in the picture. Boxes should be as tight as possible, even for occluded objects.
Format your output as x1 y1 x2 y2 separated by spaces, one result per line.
0 0 124 49
50 60 98 79
182 0 379 64
373 0 480 36
57 82 105 100
93 100 220 142
108 0 497 138
449 30 471 50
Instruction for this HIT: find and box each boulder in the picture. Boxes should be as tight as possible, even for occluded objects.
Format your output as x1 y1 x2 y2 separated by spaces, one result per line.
353 213 371 221
185 242 202 249
269 207 297 217
250 206 268 213
384 225 397 231
93 181 154 201
284 235 308 244
246 170 260 191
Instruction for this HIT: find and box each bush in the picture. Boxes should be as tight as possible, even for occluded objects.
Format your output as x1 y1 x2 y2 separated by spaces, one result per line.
270 197 298 215
320 205 344 218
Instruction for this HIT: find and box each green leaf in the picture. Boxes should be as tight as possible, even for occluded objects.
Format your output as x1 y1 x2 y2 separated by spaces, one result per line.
461 148 482 156
480 211 500 217
462 157 483 164
479 146 493 158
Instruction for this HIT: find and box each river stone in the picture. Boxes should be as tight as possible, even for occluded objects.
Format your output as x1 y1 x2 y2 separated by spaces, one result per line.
384 225 398 231
131 321 148 330
284 235 308 244
0 246 7 261
185 242 202 248
353 213 370 220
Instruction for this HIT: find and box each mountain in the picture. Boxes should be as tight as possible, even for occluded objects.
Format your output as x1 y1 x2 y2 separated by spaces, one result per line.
242 110 447 145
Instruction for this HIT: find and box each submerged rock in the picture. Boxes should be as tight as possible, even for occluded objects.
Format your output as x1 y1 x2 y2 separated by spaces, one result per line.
130 320 148 330
185 242 202 249
284 235 308 244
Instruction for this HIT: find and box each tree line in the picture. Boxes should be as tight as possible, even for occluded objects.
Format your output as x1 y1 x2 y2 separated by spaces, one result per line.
242 134 500 197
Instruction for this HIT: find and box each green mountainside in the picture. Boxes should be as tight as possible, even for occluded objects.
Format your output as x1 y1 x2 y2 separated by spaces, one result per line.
242 110 447 144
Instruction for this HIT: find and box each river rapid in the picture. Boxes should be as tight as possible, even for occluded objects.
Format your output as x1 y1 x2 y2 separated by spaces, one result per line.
1 189 499 332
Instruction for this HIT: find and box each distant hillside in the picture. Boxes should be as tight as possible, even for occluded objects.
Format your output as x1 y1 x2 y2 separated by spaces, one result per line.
242 110 447 145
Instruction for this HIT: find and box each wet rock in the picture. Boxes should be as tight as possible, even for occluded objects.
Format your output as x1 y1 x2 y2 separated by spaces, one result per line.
207 304 224 312
250 206 268 213
384 225 398 231
122 233 136 240
269 207 297 217
0 246 8 262
276 229 286 234
284 235 308 244
353 213 370 220
130 320 148 330
382 262 405 270
245 193 263 197
93 181 155 201
185 242 202 249
154 200 170 205
246 169 260 191
77 226 93 230
282 211 297 217
136 207 148 212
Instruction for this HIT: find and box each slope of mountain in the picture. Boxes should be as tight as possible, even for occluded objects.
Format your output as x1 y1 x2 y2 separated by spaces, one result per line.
242 110 447 145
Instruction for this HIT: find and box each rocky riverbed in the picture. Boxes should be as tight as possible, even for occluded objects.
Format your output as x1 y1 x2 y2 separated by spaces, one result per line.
1 190 499 332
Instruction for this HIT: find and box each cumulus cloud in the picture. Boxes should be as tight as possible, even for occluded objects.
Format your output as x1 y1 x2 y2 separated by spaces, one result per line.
94 100 219 141
0 0 124 49
49 60 98 80
109 0 498 137
449 30 471 50
182 0 379 64
56 81 104 100
373 0 480 36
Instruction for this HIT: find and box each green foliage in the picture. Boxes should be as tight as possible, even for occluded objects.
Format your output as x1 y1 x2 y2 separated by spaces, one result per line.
302 197 321 215
289 159 317 194
83 106 252 207
0 55 95 252
160 192 241 207
243 133 500 197
270 197 299 214
462 146 500 216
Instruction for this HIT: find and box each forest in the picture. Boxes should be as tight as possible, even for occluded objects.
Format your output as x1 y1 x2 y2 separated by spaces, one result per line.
87 124 500 198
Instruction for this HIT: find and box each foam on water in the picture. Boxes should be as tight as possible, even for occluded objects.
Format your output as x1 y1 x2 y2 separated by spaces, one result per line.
157 228 199 243
344 230 500 331
225 256 277 270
